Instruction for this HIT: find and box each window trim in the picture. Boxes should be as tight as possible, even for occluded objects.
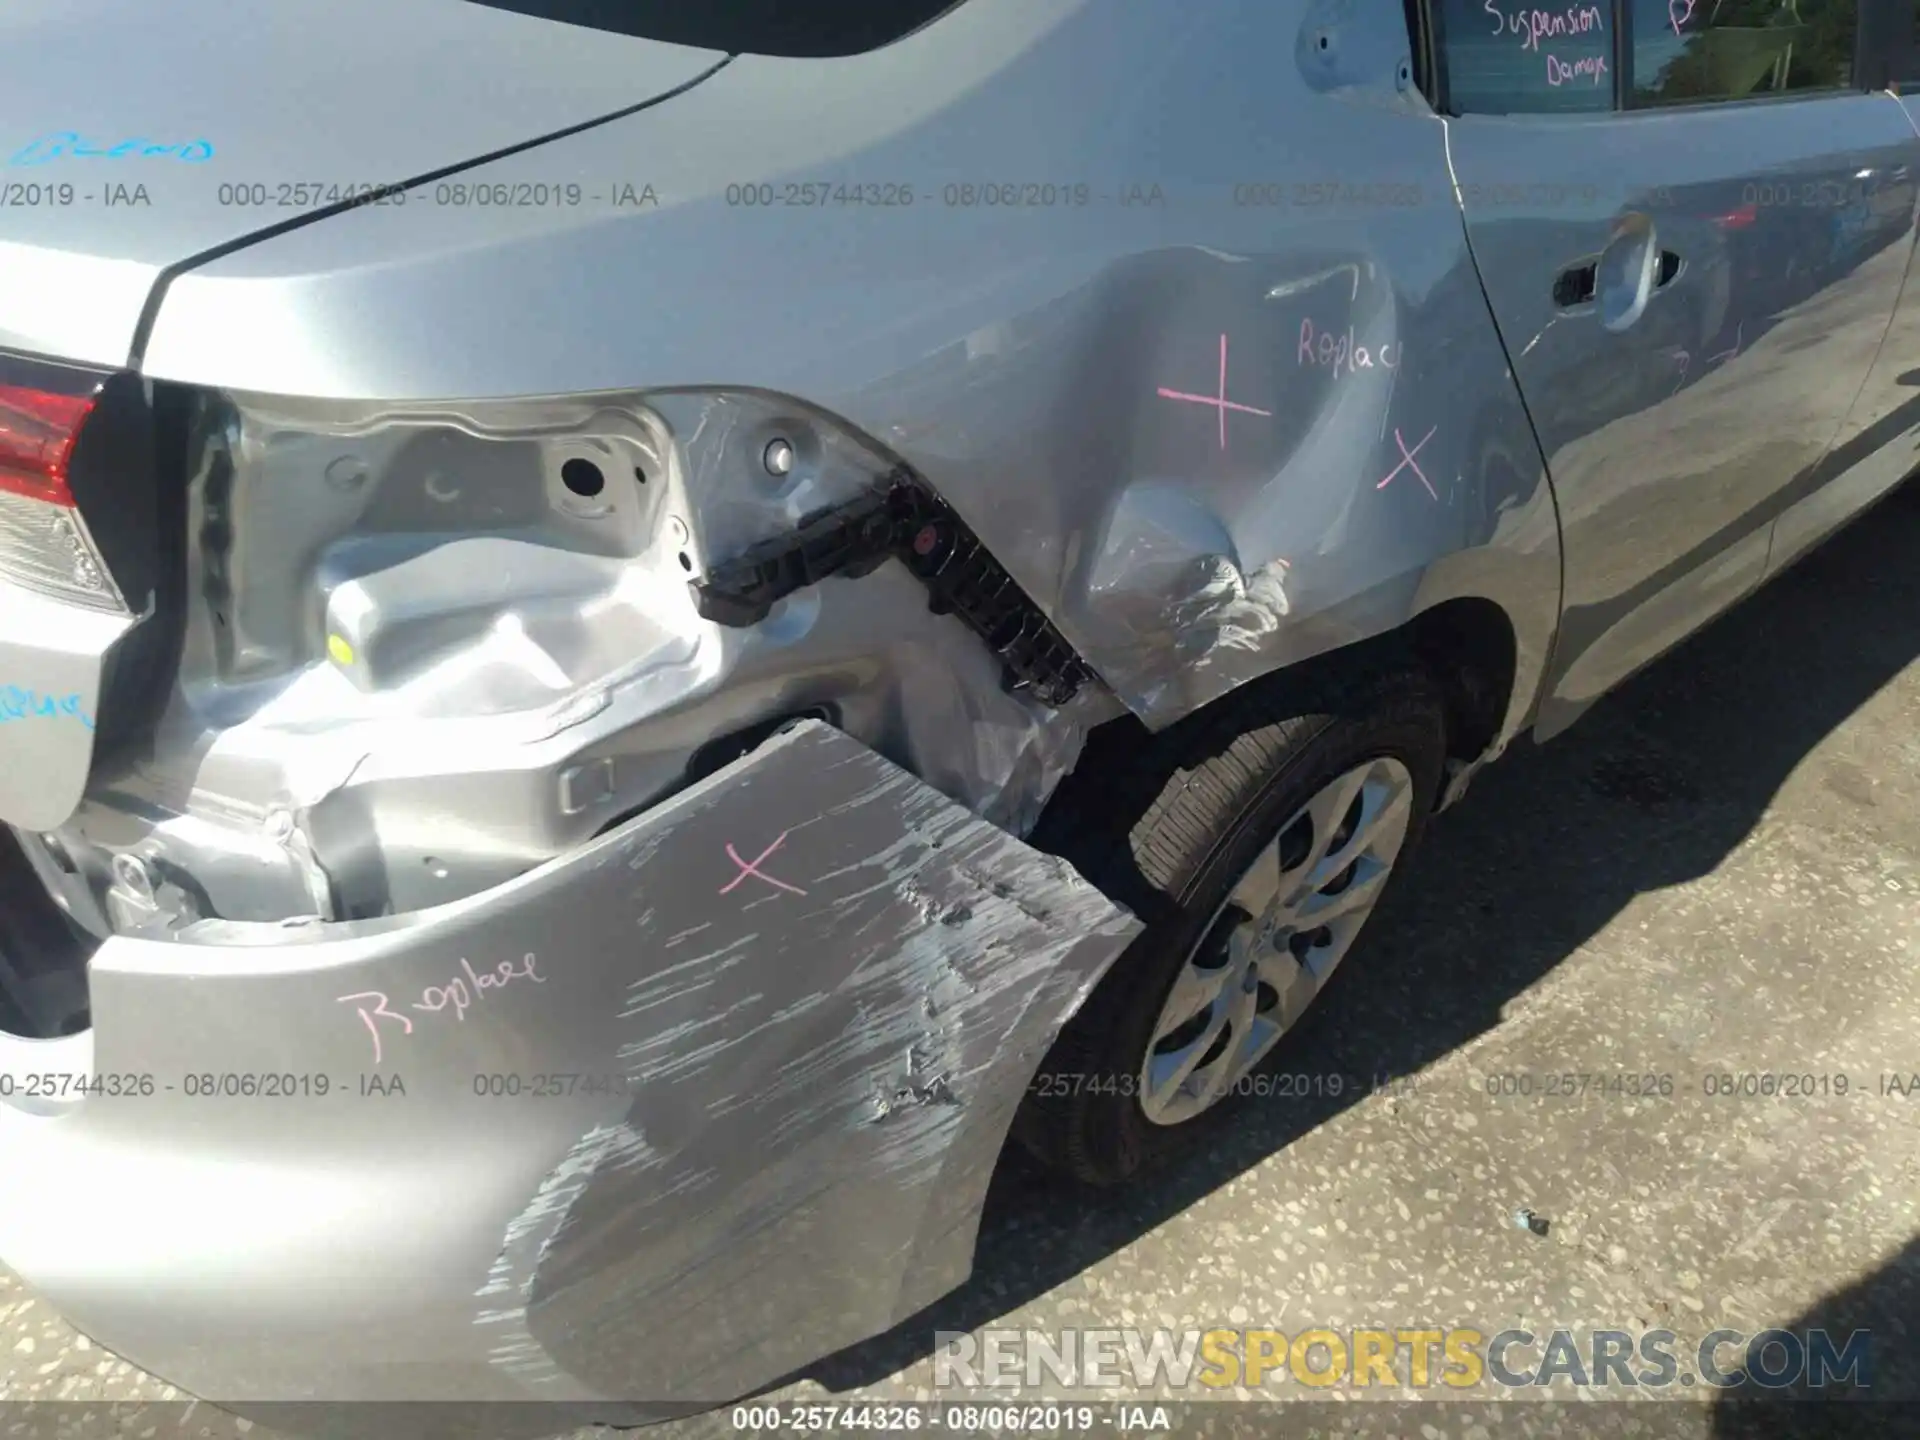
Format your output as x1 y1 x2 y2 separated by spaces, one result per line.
1625 0 1872 108
1426 0 1457 111
1615 0 1634 105
1406 0 1441 103
1857 0 1915 85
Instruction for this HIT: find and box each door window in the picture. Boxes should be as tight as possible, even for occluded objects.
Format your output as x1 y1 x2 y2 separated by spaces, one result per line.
1631 0 1856 105
1436 0 1617 112
1435 0 1869 110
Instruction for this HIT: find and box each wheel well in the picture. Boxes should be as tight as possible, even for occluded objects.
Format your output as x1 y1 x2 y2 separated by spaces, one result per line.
1040 597 1518 851
1406 597 1518 768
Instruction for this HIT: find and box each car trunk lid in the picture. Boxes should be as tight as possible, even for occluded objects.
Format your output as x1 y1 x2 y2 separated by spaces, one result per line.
0 0 728 367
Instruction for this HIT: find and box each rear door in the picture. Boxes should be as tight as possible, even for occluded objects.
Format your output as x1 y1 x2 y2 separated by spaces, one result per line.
1767 5 1920 574
1432 0 1914 731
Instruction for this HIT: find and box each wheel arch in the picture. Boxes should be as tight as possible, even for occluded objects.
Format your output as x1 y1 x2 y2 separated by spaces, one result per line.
1040 581 1543 862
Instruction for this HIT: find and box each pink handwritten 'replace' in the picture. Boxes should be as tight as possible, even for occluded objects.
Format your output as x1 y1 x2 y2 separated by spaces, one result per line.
337 952 547 1066
1298 318 1399 378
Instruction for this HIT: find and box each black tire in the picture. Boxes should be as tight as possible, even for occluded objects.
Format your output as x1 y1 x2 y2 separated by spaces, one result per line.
1015 658 1449 1187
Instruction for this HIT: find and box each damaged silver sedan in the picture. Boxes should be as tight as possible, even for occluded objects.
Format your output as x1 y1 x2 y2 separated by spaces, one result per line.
4 0 1919 1423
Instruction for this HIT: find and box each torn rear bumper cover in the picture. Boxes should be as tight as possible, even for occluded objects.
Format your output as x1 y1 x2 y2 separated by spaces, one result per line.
0 721 1139 1412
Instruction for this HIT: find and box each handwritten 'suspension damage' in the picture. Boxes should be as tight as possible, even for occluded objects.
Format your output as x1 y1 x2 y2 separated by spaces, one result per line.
1482 0 1611 87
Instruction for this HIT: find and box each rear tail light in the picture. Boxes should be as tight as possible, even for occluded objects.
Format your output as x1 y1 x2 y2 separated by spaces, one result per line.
0 381 126 613
0 384 91 506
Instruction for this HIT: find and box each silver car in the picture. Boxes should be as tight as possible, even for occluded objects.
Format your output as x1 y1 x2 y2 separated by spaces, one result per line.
1 0 1915 1423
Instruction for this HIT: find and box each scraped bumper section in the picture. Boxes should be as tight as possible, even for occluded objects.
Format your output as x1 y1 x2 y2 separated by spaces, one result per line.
0 721 1138 1416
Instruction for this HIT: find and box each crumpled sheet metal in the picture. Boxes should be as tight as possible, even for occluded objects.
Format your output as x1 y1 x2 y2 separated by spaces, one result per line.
69 384 1098 933
860 243 1559 733
139 0 1561 756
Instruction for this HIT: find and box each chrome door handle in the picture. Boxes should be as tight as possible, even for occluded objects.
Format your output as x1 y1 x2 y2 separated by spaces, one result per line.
1596 215 1660 332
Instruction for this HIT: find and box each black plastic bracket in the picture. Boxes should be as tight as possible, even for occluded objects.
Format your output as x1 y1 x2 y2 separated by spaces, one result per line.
690 469 1095 707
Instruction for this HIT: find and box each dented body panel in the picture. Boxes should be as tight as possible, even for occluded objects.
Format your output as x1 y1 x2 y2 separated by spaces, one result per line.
0 723 1139 1409
7 0 1917 1419
38 386 1099 925
141 0 1562 750
17 0 1566 948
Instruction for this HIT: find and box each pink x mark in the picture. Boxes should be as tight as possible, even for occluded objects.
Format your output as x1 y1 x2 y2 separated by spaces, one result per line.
719 830 809 898
1376 425 1439 500
1157 332 1273 452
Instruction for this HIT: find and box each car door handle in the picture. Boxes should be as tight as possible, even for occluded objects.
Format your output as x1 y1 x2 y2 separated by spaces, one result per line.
1553 259 1598 307
1555 249 1679 308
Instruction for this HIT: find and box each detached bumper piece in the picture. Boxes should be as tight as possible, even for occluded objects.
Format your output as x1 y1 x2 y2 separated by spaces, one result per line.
690 468 1094 706
0 720 1140 1420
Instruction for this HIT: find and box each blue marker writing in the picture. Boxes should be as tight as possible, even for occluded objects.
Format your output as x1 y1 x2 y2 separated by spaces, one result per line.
8 132 214 167
0 686 95 729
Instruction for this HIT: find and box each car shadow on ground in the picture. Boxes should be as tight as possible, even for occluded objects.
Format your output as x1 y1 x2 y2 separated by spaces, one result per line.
1712 1236 1920 1436
808 476 1920 1393
1709 1234 1920 1436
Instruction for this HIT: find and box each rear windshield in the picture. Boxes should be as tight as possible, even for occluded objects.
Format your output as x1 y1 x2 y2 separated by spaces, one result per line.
465 0 968 56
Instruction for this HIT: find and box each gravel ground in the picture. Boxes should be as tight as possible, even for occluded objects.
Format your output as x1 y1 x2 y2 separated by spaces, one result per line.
5 484 1919 1440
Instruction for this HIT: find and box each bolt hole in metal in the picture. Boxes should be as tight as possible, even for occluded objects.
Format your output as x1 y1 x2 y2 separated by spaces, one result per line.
1140 756 1416 1127
560 458 605 498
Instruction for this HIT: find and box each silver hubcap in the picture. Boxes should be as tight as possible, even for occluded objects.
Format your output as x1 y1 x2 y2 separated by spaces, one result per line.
1137 756 1416 1127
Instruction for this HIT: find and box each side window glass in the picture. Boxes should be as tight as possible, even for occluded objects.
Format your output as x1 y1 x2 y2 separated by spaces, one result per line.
1629 0 1857 105
1437 0 1616 112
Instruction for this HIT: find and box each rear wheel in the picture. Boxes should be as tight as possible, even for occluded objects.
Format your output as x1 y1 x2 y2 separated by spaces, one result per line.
1017 661 1448 1186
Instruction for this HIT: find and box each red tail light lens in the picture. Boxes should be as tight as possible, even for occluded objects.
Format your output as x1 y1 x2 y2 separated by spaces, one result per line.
0 384 95 507
0 374 124 612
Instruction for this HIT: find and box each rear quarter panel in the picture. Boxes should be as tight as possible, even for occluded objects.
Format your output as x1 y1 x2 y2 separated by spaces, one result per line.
141 0 1562 749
